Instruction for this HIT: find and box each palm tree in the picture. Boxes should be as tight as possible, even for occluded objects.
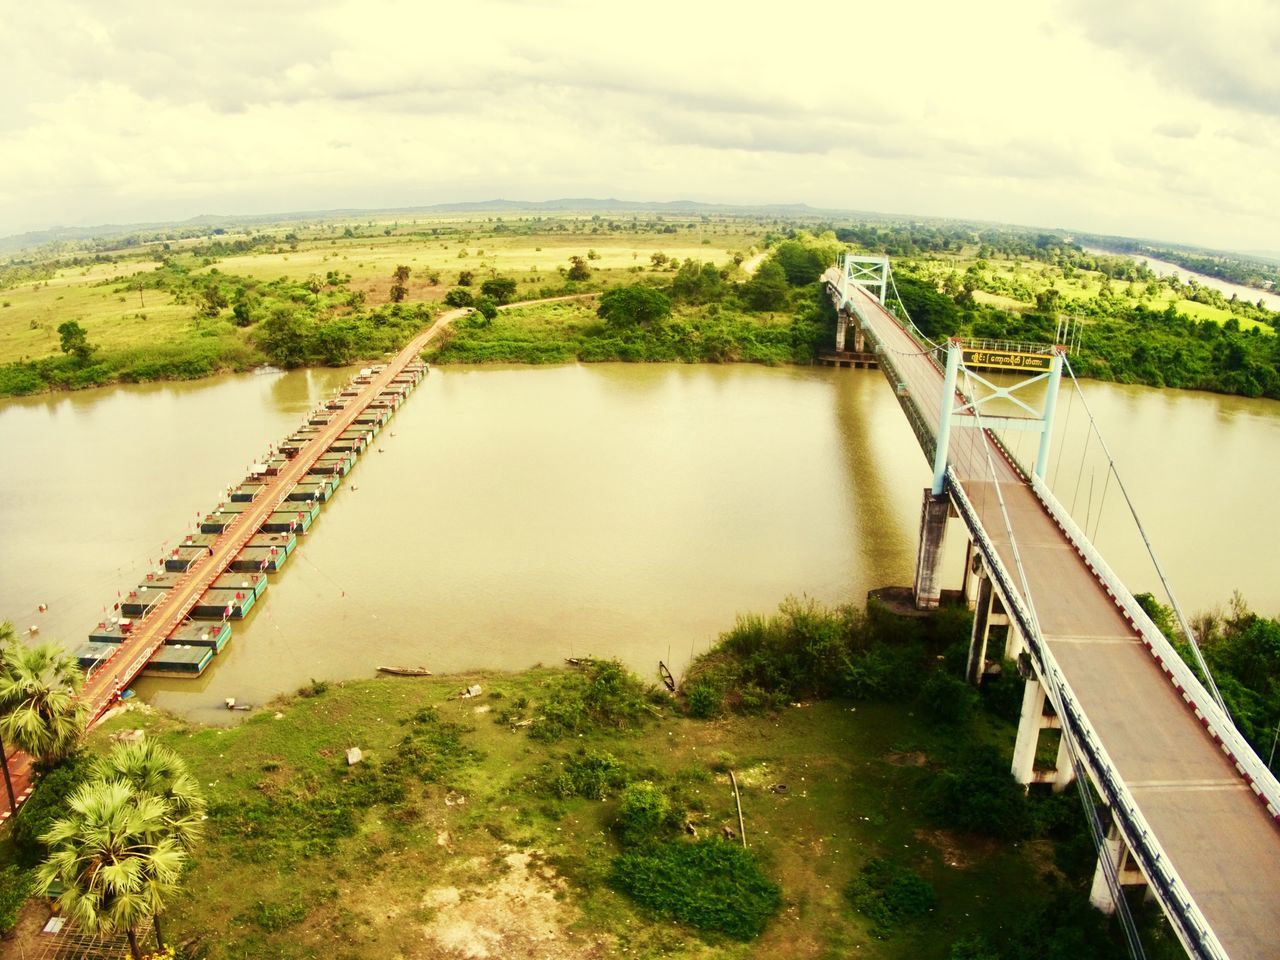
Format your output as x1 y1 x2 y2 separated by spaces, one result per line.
92 740 206 851
0 622 18 813
36 779 186 960
0 640 86 768
81 741 205 950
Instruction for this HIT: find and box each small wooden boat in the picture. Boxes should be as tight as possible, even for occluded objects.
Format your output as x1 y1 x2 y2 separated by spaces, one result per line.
658 661 676 692
377 665 433 677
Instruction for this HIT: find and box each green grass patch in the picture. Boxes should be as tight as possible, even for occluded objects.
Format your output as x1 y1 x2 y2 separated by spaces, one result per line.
610 839 782 940
845 858 936 936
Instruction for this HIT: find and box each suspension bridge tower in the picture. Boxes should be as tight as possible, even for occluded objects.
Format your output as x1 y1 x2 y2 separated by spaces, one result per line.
820 255 890 368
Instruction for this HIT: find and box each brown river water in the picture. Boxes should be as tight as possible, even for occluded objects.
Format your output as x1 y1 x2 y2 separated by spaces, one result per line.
1 363 1276 725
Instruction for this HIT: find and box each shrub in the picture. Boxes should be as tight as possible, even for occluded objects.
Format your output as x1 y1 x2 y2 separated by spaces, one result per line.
925 745 1033 840
0 865 30 936
844 858 935 935
616 781 669 846
551 749 629 800
919 669 978 724
382 706 482 784
297 678 329 697
610 840 781 940
10 753 91 866
530 660 655 742
685 681 723 718
444 288 474 308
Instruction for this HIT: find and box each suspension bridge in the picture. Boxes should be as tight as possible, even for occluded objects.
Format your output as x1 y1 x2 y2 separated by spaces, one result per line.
824 256 1280 960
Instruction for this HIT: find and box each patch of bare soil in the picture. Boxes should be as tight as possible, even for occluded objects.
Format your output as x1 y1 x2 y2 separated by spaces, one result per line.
0 898 53 960
885 751 928 767
413 848 608 960
915 828 1000 869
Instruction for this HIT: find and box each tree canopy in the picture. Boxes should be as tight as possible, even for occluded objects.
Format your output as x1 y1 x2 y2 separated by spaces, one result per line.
0 640 86 768
480 277 517 305
597 284 672 329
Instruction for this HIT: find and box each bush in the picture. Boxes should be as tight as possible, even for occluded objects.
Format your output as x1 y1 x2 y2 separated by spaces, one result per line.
382 707 482 784
444 288 474 308
925 745 1033 840
610 840 781 940
530 660 656 742
844 858 935 935
685 681 723 718
919 669 978 724
0 865 31 936
615 781 669 846
551 749 629 800
10 753 91 866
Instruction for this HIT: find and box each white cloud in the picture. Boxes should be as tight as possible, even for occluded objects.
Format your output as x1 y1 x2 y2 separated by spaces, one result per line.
0 0 1276 251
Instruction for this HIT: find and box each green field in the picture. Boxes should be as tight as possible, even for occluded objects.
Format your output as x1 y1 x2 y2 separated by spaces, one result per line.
0 663 1148 960
0 216 768 384
2 214 1276 400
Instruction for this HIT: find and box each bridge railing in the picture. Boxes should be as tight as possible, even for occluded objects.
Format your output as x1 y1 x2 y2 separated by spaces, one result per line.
947 467 1229 960
1028 473 1280 819
827 279 938 465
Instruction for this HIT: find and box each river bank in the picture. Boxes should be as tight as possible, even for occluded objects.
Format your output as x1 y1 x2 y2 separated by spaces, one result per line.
0 657 1170 960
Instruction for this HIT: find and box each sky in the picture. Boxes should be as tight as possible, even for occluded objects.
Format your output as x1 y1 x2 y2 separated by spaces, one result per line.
1 0 1277 253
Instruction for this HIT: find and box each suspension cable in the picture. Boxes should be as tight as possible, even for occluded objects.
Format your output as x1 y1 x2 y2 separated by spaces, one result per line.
1062 357 1229 718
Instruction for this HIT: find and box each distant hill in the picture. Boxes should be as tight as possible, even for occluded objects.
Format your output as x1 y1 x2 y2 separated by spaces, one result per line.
0 198 848 257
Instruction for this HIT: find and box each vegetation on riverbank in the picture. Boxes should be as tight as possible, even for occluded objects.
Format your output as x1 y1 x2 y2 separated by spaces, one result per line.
2 596 1195 960
1141 592 1280 760
2 211 1277 400
1078 236 1280 295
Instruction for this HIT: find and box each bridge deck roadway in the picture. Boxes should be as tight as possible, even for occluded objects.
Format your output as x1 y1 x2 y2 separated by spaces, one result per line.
838 276 1280 959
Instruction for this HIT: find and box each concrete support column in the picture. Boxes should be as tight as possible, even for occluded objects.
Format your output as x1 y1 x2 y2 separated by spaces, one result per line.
966 575 994 685
853 323 866 353
1089 821 1149 915
1005 620 1026 662
913 489 951 609
1089 823 1127 914
836 313 849 352
1012 678 1046 784
1053 730 1077 793
960 540 976 604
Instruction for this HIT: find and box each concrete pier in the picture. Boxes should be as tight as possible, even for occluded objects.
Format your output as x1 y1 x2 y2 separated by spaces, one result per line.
912 489 951 609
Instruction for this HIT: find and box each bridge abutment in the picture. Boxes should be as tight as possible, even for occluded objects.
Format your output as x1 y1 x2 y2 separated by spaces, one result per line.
912 489 951 609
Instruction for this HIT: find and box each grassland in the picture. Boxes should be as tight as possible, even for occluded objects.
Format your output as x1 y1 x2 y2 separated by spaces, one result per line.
12 674 1041 960
918 256 1272 332
3 213 1276 400
0 215 772 395
427 298 811 366
0 218 764 369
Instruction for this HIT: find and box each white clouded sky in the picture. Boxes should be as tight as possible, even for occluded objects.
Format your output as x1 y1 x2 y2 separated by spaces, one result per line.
1 0 1276 252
